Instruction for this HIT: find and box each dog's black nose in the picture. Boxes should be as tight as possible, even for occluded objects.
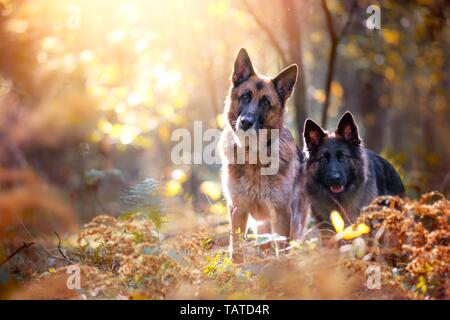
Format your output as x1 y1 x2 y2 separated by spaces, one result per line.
239 115 255 131
331 173 341 184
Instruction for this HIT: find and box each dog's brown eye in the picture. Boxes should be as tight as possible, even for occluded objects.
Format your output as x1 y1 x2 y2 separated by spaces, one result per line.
319 153 330 163
338 153 350 162
319 156 328 164
260 97 271 109
239 92 251 104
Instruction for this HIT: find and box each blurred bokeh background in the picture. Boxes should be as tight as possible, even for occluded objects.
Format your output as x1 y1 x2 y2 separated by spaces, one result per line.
0 0 448 229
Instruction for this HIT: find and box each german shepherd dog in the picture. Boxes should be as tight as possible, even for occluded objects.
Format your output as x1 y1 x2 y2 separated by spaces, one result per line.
220 48 307 261
303 112 405 226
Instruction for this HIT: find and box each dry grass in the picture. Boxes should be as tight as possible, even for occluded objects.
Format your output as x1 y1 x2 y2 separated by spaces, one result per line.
4 192 449 300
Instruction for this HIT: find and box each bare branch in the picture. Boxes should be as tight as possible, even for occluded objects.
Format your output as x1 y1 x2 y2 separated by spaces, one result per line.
321 0 337 44
337 0 357 41
242 0 288 66
320 0 356 127
320 0 337 128
0 241 35 267
54 231 74 264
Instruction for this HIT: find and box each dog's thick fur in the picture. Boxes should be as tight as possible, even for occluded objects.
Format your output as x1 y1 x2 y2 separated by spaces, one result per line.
220 49 307 261
303 112 405 225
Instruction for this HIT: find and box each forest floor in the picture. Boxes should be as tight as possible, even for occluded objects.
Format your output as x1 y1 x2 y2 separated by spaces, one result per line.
1 179 449 300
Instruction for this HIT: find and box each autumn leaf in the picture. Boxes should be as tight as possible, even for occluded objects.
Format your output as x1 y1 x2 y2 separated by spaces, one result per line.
383 29 400 45
330 210 345 233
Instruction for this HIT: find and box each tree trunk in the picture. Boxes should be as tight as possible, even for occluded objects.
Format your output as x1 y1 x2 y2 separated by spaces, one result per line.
321 41 337 128
281 0 307 140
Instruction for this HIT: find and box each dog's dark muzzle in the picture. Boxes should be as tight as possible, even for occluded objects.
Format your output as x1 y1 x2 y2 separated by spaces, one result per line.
238 114 256 131
327 172 347 194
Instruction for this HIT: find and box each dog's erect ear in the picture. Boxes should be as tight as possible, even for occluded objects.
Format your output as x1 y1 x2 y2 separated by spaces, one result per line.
335 111 361 145
232 48 255 87
304 119 326 150
273 64 298 103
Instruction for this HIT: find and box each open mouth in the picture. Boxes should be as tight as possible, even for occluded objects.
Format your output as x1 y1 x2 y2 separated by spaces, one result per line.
330 185 345 194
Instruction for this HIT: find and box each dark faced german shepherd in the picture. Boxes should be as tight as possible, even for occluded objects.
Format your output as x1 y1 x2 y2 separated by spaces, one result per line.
220 48 308 261
303 112 405 225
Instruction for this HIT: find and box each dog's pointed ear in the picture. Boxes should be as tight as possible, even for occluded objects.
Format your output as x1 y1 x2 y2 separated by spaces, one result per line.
232 48 255 87
335 111 361 145
273 64 298 103
304 119 326 150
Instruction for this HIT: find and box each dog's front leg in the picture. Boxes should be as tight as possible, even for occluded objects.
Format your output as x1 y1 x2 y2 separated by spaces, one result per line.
270 205 291 252
229 206 249 263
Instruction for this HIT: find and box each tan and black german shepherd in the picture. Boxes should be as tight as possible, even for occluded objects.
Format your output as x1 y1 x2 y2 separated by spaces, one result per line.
220 48 307 261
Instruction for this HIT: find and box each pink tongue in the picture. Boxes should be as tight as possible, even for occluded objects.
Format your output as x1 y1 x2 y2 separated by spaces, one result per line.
330 185 344 193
